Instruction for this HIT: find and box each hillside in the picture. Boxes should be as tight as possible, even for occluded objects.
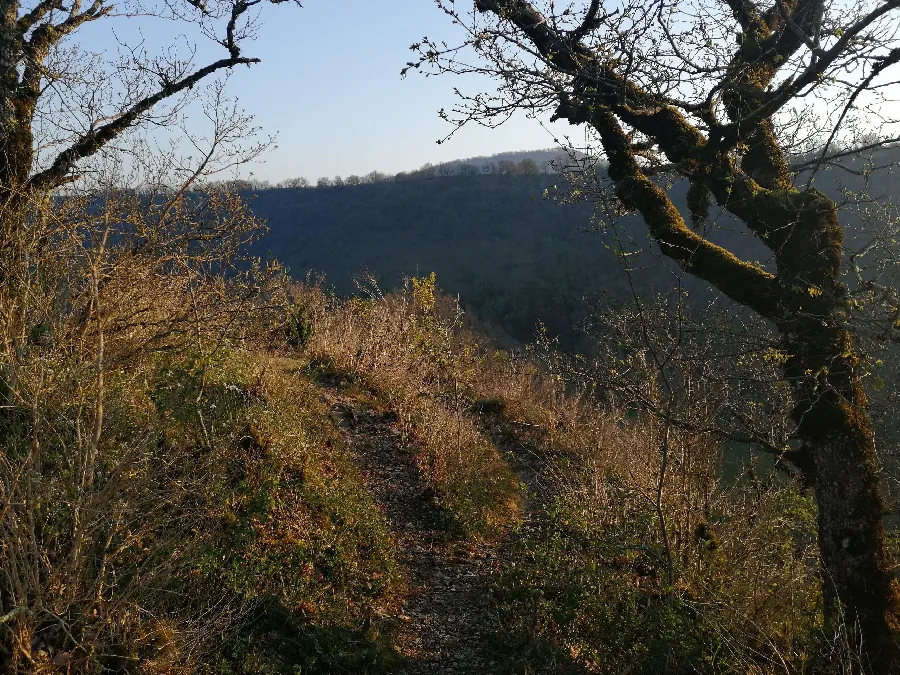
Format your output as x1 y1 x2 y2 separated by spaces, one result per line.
247 150 898 348
5 0 900 668
246 175 757 347
0 240 833 671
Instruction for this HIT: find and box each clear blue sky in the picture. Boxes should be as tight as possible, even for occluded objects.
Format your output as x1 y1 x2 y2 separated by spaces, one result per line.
63 0 900 183
237 0 569 182
79 0 569 183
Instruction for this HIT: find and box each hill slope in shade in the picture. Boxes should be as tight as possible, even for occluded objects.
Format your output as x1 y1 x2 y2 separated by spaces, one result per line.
248 149 898 347
248 176 758 345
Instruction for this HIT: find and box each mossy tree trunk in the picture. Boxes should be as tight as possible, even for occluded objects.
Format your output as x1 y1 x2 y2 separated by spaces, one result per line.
460 0 900 667
773 191 898 666
597 102 900 667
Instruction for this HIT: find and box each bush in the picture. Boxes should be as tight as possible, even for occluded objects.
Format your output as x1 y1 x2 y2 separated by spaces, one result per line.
0 189 404 672
150 351 405 673
478 404 821 674
285 306 315 349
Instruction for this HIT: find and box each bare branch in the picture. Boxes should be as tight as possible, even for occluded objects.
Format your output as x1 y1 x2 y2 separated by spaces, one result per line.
28 55 259 193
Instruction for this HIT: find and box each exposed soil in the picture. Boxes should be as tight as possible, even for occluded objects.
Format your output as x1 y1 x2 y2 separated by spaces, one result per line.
319 387 504 674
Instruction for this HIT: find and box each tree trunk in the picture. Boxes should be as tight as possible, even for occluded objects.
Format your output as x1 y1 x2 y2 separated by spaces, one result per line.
783 320 900 669
0 3 33 209
775 191 900 669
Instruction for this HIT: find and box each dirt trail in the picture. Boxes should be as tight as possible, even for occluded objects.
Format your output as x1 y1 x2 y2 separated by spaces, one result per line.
321 389 504 674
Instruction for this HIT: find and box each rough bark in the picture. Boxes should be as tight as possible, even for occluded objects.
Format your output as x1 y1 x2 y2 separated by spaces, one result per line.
773 191 900 668
0 0 31 207
783 315 899 668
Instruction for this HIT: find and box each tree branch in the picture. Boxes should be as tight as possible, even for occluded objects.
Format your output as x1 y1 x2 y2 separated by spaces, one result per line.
584 104 780 318
739 0 900 130
17 0 64 34
803 48 900 183
476 0 804 251
569 0 608 43
27 55 258 192
20 0 111 100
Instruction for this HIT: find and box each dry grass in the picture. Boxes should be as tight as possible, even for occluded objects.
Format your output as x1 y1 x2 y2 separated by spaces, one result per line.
285 274 826 672
299 275 522 538
0 192 402 673
0 191 836 673
473 362 821 672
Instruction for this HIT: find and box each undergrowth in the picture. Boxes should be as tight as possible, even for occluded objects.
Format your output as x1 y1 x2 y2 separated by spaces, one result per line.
288 274 831 674
152 351 405 674
298 274 523 540
0 183 862 673
0 191 404 673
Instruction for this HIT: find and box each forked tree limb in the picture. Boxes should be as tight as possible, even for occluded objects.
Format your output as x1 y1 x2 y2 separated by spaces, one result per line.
27 55 259 193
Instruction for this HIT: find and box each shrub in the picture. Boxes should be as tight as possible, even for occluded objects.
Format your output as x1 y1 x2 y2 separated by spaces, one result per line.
0 189 402 672
285 306 315 349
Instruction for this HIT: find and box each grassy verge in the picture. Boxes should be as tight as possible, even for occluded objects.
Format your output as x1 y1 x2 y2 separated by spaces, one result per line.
475 392 823 673
1 343 405 673
151 350 406 673
289 276 828 672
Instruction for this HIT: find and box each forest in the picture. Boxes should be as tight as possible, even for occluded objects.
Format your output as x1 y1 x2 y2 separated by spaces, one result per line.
243 146 899 350
2 0 900 673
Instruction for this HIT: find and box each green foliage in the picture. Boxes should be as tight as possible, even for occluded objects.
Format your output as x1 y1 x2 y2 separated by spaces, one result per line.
285 306 315 349
471 397 506 415
211 610 404 675
490 499 728 673
487 458 822 674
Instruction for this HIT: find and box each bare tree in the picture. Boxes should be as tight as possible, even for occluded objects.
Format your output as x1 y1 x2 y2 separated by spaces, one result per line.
363 169 390 183
0 0 298 223
415 0 900 667
277 176 310 188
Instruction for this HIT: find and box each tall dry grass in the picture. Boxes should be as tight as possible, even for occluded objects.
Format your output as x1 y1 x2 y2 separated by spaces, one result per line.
473 330 822 672
0 188 289 671
299 274 826 671
289 273 822 671
296 273 522 537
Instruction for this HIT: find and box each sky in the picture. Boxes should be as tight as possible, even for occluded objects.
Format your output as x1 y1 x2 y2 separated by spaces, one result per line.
76 0 569 183
52 0 900 185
